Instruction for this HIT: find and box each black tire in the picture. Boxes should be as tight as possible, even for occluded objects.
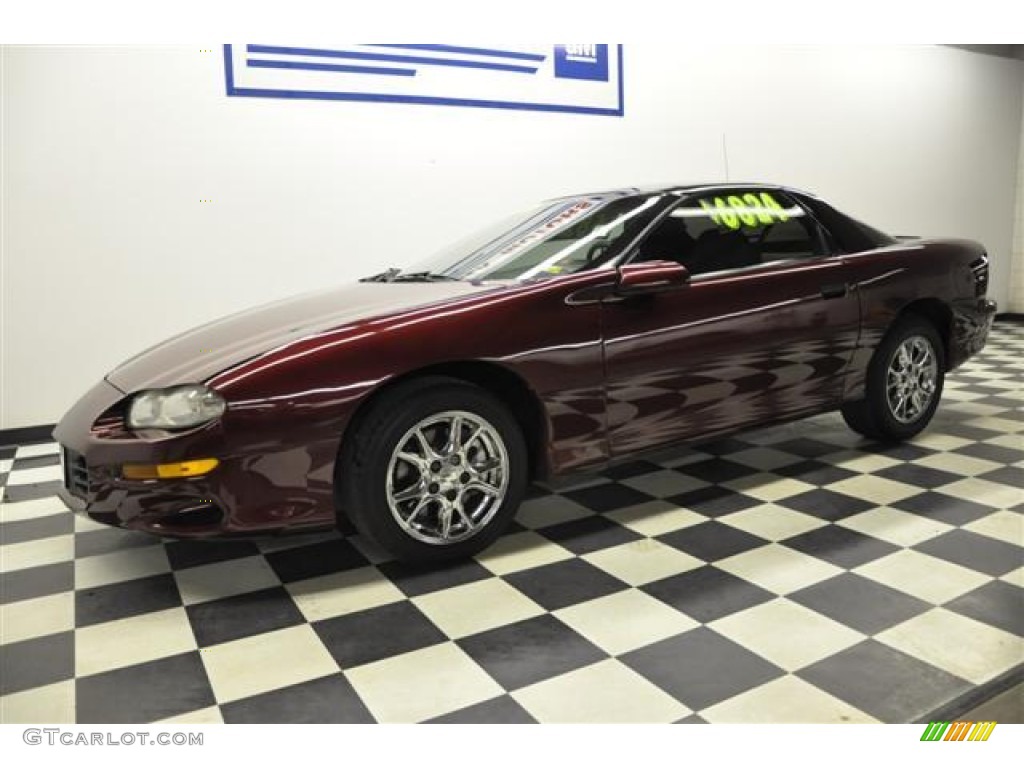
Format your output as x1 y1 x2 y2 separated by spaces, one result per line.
841 314 945 442
337 376 528 564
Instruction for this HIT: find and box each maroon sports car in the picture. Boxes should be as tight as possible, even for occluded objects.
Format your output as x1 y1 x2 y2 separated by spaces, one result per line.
55 184 997 562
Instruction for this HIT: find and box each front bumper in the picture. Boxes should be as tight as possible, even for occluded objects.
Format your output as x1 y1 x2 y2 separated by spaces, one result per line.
949 297 998 370
53 378 335 537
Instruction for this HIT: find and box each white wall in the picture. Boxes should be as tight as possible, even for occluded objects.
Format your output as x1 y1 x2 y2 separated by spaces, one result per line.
1010 79 1024 313
3 44 1023 430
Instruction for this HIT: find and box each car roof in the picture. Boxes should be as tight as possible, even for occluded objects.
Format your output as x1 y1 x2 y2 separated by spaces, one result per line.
549 182 819 202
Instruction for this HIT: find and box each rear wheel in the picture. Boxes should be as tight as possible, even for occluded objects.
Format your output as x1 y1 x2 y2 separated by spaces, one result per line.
338 377 528 563
841 315 945 442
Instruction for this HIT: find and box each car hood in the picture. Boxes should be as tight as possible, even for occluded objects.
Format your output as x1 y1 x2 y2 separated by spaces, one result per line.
105 281 493 393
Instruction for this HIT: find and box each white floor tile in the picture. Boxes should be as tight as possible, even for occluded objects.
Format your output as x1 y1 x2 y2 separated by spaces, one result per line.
412 578 544 639
701 675 878 723
554 589 698 656
854 549 991 604
877 608 1023 685
346 642 502 723
716 543 843 595
709 599 864 672
287 566 405 622
76 607 197 677
514 658 690 723
474 530 573 576
200 625 338 703
583 539 702 586
838 506 953 547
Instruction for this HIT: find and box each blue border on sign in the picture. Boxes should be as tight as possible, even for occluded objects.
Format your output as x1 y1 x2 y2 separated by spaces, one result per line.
222 44 625 117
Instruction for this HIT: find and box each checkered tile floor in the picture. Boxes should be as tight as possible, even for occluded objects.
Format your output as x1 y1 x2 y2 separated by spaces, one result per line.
1 323 1022 724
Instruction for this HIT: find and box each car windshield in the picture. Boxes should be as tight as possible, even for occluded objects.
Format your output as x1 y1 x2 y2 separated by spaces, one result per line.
403 194 665 282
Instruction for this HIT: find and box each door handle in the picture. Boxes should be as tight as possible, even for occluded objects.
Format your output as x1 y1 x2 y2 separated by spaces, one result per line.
820 283 849 299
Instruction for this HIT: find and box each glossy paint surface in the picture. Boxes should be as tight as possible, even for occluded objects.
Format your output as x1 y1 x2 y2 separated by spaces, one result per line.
53 186 997 537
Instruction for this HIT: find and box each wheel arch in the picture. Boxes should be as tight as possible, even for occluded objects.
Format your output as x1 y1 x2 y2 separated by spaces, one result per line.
895 298 953 370
333 360 549 523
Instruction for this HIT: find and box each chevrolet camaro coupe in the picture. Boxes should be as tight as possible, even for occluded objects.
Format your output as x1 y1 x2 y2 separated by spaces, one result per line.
55 184 997 563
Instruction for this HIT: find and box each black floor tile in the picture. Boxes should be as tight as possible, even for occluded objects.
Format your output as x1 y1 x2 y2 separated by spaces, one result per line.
264 538 369 582
186 586 306 647
676 459 758 484
979 466 1024 488
892 492 997 526
943 581 1024 637
564 483 654 513
622 627 783 711
665 486 760 517
861 442 934 461
221 673 374 723
0 562 74 604
952 442 1024 466
934 423 1005 442
694 438 757 457
457 614 606 691
775 460 858 486
601 460 664 480
782 489 874 522
76 652 215 723
539 516 642 555
164 539 263 570
915 530 1024 577
657 521 768 562
782 526 899 569
772 438 842 459
428 695 537 724
642 566 774 622
677 713 709 724
313 601 446 669
797 640 971 722
377 558 493 598
0 513 74 545
0 631 74 695
789 573 931 635
75 574 182 628
503 558 628 611
876 464 963 490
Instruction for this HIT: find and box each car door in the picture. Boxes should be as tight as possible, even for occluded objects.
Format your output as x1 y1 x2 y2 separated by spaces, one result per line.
602 189 861 457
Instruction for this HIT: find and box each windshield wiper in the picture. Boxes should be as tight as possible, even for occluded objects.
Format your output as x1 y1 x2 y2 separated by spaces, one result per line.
359 269 458 283
360 268 402 283
388 271 459 283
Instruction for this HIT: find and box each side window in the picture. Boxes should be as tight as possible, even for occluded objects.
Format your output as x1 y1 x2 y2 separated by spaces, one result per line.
634 190 829 277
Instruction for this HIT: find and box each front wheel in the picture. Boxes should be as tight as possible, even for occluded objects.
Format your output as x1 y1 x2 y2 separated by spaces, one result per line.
338 377 528 564
841 315 945 442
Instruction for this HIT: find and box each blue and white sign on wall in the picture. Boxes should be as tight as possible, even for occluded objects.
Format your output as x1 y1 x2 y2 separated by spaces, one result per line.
223 44 624 116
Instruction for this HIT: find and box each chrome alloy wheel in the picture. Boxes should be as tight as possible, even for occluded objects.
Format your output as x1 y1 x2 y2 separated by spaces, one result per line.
885 335 939 424
385 410 510 545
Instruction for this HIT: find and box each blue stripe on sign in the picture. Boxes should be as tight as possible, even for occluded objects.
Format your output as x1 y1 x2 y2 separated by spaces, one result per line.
246 44 539 74
248 59 416 77
369 44 546 62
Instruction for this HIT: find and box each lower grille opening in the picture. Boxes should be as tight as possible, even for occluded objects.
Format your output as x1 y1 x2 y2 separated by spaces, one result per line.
62 447 90 499
152 504 224 530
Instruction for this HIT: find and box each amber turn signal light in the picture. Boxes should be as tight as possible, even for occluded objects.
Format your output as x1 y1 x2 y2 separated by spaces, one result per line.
122 458 220 480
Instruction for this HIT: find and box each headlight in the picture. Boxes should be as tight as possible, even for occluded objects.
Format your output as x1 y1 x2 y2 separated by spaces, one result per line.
127 385 226 430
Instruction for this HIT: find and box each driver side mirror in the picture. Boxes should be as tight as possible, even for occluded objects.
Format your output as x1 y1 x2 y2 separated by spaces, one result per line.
616 261 691 295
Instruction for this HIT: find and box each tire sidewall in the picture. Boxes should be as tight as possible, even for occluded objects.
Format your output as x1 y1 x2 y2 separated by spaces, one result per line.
346 383 528 563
